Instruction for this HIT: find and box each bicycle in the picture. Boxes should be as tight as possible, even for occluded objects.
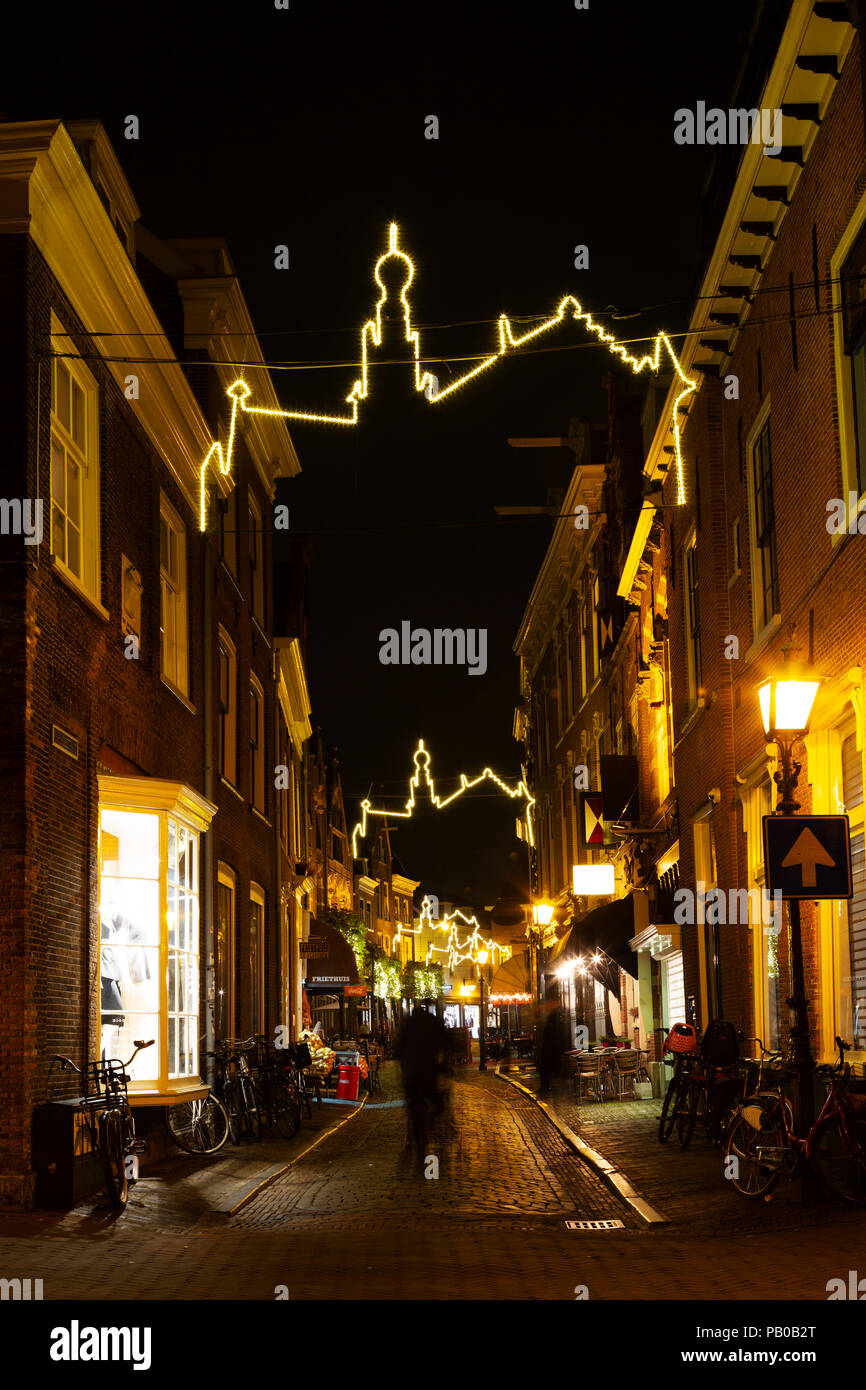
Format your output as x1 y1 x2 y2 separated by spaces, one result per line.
657 1023 699 1144
250 1035 301 1139
207 1038 262 1144
163 1089 230 1155
676 1021 742 1150
725 1036 866 1202
48 1039 154 1209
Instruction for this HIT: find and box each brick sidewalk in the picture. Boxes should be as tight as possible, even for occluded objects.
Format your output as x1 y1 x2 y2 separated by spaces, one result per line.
506 1064 865 1236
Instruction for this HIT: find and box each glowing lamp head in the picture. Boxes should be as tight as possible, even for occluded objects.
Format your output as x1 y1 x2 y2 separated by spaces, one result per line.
758 646 821 738
476 949 489 966
532 902 555 926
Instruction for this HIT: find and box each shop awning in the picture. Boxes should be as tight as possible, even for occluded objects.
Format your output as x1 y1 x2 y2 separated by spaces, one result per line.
571 895 637 977
490 952 531 998
545 927 572 963
303 918 361 990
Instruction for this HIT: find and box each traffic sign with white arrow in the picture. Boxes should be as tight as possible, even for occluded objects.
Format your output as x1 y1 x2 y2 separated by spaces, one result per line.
763 815 853 899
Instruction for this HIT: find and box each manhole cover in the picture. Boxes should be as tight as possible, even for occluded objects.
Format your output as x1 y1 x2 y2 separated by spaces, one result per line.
565 1219 625 1230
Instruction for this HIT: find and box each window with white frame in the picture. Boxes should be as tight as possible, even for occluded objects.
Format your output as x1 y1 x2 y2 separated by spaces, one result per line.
50 328 100 601
98 778 213 1096
747 407 780 636
217 629 237 787
249 676 265 813
248 494 264 626
160 496 189 696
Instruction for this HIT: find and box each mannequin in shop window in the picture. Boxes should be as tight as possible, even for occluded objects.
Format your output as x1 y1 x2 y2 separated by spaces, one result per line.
99 890 153 1061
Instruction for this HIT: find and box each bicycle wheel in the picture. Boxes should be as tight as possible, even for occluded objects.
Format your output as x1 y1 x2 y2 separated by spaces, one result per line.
724 1109 781 1198
658 1069 685 1143
164 1094 229 1155
272 1078 302 1139
814 1115 866 1204
99 1109 129 1208
678 1080 701 1150
223 1079 244 1145
241 1077 262 1141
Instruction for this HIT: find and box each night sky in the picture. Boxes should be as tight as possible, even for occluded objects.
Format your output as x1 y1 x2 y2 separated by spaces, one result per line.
6 0 766 901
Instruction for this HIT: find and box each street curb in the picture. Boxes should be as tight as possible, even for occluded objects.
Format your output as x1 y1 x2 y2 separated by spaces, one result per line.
223 1094 369 1216
495 1065 668 1226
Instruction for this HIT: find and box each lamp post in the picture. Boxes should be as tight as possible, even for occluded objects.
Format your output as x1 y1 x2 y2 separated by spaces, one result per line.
529 902 554 1004
758 641 821 1143
477 949 489 1071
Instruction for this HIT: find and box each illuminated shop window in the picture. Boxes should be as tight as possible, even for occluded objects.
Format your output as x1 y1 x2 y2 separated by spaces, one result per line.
98 777 216 1097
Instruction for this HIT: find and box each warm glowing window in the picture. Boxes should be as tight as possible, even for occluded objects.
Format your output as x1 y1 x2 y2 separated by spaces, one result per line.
590 578 600 679
98 778 214 1096
160 495 189 697
250 884 266 1036
249 676 265 812
748 413 780 634
215 865 236 1042
684 533 702 704
50 329 100 600
217 629 237 787
840 223 866 498
248 494 264 626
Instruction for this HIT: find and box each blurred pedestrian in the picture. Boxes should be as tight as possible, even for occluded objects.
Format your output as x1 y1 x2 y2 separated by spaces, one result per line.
537 999 565 1095
394 1004 448 1166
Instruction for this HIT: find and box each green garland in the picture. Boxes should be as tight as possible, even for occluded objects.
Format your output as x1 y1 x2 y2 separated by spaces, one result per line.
402 961 443 1001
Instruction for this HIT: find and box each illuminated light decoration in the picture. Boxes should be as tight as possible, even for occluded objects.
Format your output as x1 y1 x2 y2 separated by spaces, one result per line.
350 739 534 859
197 224 697 529
489 993 532 1005
418 897 511 974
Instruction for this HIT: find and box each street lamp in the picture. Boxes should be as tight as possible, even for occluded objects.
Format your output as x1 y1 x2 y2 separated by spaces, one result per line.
528 902 555 1004
758 640 821 1140
477 948 489 1072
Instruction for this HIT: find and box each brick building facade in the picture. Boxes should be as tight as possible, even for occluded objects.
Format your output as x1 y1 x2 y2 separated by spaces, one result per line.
0 119 311 1205
520 1 866 1071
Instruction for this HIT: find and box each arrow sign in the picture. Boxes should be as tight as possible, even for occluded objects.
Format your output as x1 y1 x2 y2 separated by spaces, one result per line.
763 815 853 900
780 828 836 888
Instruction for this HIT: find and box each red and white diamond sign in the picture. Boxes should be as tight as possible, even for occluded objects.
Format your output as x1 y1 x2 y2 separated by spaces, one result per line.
579 792 605 847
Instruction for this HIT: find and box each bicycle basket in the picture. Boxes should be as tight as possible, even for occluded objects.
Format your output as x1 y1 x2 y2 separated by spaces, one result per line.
840 1076 866 1119
701 1020 739 1066
665 1023 697 1055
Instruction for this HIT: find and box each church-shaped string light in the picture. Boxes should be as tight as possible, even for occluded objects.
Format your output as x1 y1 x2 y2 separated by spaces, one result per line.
198 223 697 529
350 738 535 859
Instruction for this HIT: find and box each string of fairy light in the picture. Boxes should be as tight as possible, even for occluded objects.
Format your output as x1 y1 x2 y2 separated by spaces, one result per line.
194 222 697 530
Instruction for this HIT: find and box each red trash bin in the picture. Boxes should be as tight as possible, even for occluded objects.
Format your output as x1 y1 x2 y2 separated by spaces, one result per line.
336 1064 361 1101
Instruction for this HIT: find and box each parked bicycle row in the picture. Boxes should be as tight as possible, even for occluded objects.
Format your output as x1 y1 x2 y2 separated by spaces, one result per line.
656 1020 866 1205
48 1034 335 1211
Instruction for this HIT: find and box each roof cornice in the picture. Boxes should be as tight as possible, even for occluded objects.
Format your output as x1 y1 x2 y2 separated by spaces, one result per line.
0 121 213 520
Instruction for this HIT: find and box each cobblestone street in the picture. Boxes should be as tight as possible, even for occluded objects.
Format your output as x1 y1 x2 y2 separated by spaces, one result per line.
1 1065 865 1302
